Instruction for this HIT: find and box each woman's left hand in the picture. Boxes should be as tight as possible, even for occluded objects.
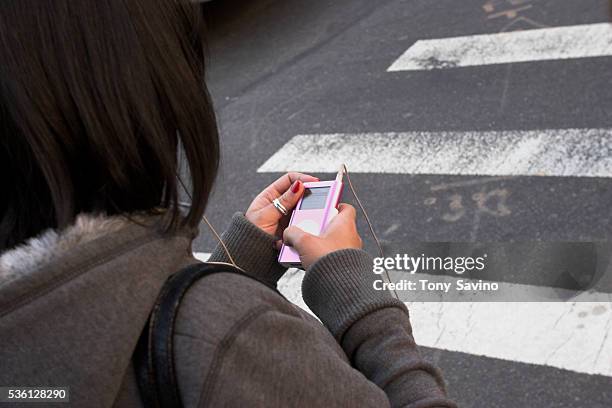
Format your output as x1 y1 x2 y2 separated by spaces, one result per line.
246 172 319 237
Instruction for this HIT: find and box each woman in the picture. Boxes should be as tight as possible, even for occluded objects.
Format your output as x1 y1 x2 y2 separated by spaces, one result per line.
0 1 456 407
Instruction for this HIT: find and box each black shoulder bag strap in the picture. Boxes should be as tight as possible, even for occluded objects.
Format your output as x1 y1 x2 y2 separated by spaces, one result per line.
134 262 274 408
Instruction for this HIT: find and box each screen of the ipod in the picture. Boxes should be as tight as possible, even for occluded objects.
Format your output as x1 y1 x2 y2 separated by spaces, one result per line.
299 187 330 210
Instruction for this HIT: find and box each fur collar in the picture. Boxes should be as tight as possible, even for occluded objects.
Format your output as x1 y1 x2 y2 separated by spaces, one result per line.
0 214 131 282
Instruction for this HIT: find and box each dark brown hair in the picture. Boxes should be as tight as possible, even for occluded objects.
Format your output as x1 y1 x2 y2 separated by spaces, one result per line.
0 0 219 250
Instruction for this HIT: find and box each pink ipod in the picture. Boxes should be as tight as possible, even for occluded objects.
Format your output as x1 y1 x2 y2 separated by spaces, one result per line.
278 179 344 268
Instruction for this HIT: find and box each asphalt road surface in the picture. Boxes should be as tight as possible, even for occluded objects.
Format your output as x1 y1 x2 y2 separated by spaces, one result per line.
191 1 612 406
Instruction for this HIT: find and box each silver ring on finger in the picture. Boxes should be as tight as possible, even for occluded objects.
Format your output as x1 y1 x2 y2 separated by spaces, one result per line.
272 198 288 216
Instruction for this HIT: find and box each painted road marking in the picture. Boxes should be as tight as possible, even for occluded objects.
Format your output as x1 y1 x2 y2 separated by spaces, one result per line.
276 268 612 377
193 252 210 262
387 23 612 71
407 301 612 377
257 129 612 178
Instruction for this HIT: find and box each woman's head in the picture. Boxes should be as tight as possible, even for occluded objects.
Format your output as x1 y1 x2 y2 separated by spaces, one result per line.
0 0 219 250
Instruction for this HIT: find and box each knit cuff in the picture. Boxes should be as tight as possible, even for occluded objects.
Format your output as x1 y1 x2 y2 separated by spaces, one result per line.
208 213 287 287
302 249 405 341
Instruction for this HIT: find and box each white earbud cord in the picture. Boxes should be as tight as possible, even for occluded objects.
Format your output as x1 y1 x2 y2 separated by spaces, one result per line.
340 164 399 300
177 177 241 271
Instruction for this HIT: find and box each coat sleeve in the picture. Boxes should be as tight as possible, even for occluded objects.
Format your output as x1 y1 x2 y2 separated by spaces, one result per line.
207 212 287 288
301 249 458 407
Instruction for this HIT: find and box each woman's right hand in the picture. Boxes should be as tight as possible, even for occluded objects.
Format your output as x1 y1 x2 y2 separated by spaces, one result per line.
282 204 363 270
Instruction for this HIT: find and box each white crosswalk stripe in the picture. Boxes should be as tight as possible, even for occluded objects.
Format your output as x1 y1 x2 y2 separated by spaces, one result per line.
257 129 612 178
387 23 612 71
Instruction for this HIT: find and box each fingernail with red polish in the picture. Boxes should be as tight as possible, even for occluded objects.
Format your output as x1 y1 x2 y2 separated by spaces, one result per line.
291 180 301 193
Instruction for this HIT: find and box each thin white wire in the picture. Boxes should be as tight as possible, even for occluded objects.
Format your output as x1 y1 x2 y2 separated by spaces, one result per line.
177 177 240 270
201 214 239 268
341 164 399 300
